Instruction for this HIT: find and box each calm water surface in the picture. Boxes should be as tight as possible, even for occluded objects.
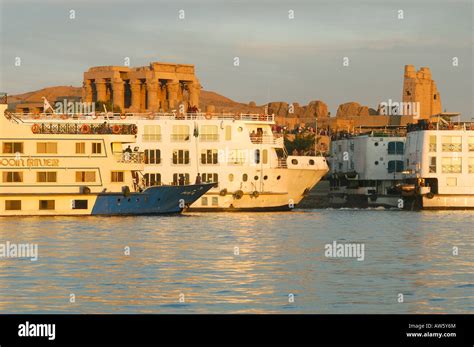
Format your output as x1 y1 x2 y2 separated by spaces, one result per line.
0 210 473 313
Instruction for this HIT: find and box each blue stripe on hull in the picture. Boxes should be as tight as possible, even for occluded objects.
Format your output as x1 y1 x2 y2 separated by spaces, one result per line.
90 183 214 215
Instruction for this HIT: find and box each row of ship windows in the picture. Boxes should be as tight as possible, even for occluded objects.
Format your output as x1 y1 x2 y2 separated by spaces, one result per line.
429 136 474 152
145 149 269 165
1 171 124 183
142 125 238 142
427 157 474 174
2 142 103 154
3 199 88 211
1 142 269 166
144 172 281 186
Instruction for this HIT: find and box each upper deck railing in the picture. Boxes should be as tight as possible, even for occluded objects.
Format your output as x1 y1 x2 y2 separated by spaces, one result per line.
6 111 275 123
114 152 145 164
407 121 474 133
249 134 284 145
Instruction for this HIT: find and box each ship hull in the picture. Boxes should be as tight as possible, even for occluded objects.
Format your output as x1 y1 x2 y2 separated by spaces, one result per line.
188 167 327 211
0 183 214 216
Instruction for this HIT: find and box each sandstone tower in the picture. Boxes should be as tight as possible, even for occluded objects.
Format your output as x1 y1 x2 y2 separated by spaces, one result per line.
83 62 201 113
402 65 442 119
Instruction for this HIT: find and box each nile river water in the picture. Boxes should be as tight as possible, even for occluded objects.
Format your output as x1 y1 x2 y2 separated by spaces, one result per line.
0 209 473 313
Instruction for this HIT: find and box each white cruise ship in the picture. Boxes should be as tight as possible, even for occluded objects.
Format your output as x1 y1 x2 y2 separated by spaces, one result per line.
132 112 329 211
0 94 213 216
402 113 474 210
328 128 406 208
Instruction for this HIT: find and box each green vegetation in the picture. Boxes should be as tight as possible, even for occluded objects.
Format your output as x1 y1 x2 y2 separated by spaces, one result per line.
284 133 315 154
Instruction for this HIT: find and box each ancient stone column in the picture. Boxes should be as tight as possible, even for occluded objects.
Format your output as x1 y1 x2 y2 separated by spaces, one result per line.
130 79 141 112
188 81 201 108
166 79 179 110
83 79 93 103
140 83 147 111
95 78 107 102
146 80 159 112
112 79 124 112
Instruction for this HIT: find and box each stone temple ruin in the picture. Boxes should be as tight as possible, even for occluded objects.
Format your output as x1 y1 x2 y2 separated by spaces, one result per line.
82 62 201 113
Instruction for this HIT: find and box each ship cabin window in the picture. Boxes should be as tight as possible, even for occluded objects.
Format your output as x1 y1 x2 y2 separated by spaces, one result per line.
39 200 55 210
442 136 462 152
242 174 248 182
173 173 190 185
441 157 462 174
387 160 404 174
468 158 474 174
111 171 125 183
2 142 23 154
76 142 86 154
144 173 161 186
173 150 190 165
388 142 404 155
72 200 88 210
143 125 162 142
429 157 437 173
212 197 218 206
5 200 21 210
171 125 190 142
201 197 208 206
2 171 23 183
145 149 161 164
446 177 457 187
76 171 96 182
200 125 219 142
37 142 57 154
92 142 102 154
262 149 268 164
201 149 218 164
37 171 57 183
202 173 218 184
254 149 260 164
468 137 474 152
429 136 437 152
225 126 232 141
229 174 234 182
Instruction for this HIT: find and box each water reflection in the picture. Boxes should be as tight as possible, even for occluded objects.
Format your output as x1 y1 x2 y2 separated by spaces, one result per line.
0 210 472 313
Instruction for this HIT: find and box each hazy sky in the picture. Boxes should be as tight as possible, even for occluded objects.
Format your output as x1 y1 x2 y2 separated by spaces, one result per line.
0 0 472 117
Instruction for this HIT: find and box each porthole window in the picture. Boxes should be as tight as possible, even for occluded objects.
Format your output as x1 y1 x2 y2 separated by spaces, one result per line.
263 175 268 180
309 159 315 165
374 161 379 165
254 175 259 181
243 174 248 182
291 159 298 165
237 127 243 132
374 142 379 147
277 175 281 180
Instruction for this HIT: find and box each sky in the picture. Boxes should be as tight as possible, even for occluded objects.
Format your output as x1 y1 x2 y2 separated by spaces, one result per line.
0 0 472 118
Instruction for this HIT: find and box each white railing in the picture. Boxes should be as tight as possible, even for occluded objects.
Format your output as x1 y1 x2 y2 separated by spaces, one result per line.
7 112 275 123
249 134 283 145
114 152 144 164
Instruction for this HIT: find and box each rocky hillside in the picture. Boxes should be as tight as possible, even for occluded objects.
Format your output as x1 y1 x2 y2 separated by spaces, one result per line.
8 85 377 128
